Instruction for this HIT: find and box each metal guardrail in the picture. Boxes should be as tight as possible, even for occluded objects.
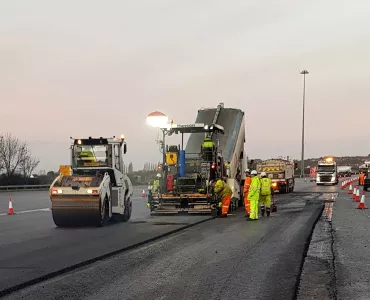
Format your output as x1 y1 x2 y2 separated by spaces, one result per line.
0 184 50 191
0 184 147 192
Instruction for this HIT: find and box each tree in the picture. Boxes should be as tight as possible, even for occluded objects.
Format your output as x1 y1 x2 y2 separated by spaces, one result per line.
0 133 29 182
20 154 40 184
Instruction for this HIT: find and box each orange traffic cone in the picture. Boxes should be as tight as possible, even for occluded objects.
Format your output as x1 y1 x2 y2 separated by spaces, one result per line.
357 191 368 209
142 189 146 197
348 184 353 194
7 198 14 215
356 188 360 202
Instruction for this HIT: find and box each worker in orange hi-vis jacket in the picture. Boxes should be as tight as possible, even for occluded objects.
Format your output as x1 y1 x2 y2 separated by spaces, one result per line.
359 172 365 185
243 169 252 218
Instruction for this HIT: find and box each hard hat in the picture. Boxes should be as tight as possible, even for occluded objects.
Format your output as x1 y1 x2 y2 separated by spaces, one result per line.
261 171 267 177
251 170 257 175
245 168 250 173
156 173 161 178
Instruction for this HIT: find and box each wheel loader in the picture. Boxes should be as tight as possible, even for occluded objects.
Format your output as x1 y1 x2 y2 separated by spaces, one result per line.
49 136 133 227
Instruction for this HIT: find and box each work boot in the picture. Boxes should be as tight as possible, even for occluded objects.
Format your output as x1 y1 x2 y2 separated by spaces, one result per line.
261 206 265 216
266 208 271 217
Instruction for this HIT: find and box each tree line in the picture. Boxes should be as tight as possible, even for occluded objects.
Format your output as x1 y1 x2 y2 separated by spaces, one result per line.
0 133 40 185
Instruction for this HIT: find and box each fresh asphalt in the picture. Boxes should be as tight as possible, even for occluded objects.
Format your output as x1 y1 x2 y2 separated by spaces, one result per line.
0 179 340 299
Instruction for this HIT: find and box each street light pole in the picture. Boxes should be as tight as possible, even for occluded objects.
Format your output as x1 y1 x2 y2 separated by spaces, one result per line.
300 70 309 178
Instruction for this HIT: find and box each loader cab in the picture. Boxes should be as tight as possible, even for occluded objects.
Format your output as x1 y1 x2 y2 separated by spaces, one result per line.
71 137 128 187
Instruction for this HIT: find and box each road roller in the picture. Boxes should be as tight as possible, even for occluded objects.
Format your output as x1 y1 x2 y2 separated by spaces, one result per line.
49 136 133 227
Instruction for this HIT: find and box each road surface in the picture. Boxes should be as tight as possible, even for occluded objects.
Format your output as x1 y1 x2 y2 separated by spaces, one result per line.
0 179 342 299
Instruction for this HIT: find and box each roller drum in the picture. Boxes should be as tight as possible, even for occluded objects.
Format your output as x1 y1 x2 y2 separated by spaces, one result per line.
51 195 104 227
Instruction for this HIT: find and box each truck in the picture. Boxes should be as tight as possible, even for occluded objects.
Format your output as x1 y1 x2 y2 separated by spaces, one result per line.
149 103 246 216
337 166 352 177
316 156 339 185
256 159 296 193
49 136 133 227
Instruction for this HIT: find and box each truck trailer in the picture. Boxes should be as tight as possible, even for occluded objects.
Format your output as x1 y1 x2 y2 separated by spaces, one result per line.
337 166 352 177
256 159 295 193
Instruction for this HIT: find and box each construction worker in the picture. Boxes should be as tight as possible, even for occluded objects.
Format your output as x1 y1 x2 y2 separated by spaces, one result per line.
152 173 161 193
213 178 232 217
147 173 161 209
201 135 214 161
259 171 272 217
243 169 252 217
247 170 261 221
359 171 365 186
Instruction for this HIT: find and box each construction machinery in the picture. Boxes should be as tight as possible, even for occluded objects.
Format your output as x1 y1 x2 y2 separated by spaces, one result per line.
256 158 296 193
149 103 246 216
359 161 370 190
316 156 339 185
49 136 133 227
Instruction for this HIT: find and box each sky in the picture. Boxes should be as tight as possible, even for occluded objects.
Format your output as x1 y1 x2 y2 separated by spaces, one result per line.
1 0 370 172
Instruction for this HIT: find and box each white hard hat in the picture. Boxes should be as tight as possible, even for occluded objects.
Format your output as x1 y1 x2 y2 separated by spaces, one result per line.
244 168 250 173
251 170 257 175
156 173 161 178
261 171 267 176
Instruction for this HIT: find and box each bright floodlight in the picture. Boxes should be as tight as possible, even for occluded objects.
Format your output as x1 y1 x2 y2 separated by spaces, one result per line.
146 111 169 128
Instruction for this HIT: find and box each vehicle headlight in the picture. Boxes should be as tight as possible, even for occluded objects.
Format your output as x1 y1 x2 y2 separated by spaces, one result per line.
87 189 99 194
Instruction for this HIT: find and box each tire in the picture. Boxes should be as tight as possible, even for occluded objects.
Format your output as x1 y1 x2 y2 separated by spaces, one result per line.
97 197 109 227
122 198 132 222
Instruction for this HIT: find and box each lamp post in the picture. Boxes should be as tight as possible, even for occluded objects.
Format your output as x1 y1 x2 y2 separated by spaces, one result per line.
300 70 309 178
146 111 170 190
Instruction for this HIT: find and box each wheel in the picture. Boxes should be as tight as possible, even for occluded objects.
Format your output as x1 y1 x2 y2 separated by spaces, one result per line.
122 198 132 222
97 197 109 227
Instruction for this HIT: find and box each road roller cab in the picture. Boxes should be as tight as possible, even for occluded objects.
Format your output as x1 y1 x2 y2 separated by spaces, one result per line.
49 136 133 227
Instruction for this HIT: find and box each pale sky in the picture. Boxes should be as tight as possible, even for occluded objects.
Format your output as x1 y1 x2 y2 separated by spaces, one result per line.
1 0 370 172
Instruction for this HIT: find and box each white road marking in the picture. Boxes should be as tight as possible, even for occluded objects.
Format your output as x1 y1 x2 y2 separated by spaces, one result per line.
0 208 51 216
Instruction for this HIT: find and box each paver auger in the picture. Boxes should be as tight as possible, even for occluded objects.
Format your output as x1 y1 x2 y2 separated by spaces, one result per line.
49 136 133 227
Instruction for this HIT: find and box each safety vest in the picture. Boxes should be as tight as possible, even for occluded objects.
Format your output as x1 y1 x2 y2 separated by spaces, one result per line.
152 179 160 193
202 138 214 149
214 179 232 198
260 177 272 196
80 151 95 162
244 177 251 194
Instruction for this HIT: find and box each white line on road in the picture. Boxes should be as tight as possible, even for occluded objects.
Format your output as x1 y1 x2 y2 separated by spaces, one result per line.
0 208 51 216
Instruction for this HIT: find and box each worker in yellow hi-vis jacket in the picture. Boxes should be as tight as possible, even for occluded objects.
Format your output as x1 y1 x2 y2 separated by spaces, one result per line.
259 172 272 217
247 170 261 220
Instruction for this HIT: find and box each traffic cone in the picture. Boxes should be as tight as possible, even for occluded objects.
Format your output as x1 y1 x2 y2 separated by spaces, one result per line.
341 181 345 190
7 198 14 215
357 191 368 209
304 177 307 182
352 186 357 200
142 189 146 197
356 188 360 202
348 184 353 194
